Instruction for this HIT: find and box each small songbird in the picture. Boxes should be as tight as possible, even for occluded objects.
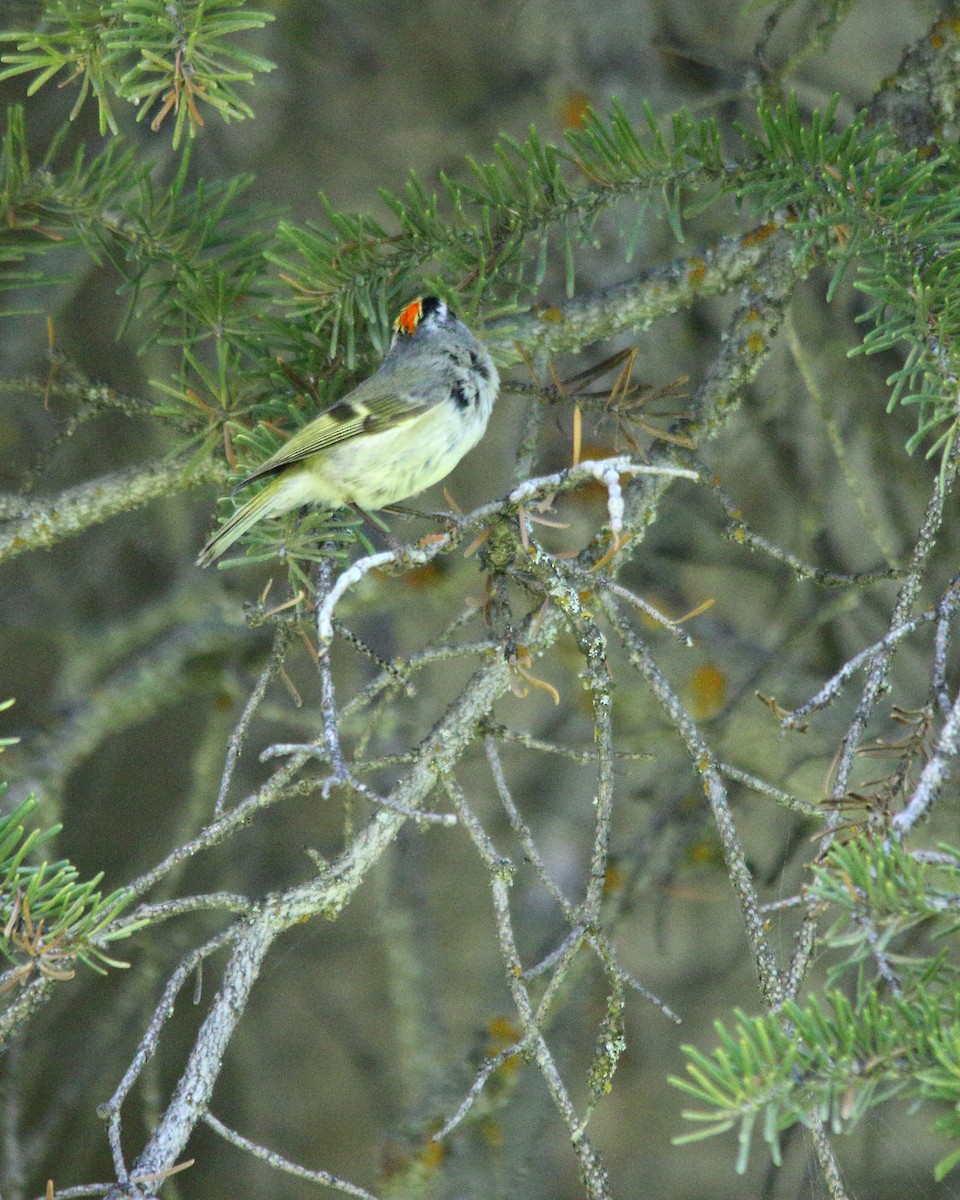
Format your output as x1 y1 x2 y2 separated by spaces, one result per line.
197 296 499 566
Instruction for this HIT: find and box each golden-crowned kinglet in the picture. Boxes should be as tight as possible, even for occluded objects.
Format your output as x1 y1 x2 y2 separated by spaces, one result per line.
197 296 499 566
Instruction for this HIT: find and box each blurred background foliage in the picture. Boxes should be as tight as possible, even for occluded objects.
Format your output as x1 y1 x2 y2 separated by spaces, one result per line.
2 1 960 1199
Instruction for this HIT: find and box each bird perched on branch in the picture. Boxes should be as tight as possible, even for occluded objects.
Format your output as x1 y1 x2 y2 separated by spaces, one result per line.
197 295 498 566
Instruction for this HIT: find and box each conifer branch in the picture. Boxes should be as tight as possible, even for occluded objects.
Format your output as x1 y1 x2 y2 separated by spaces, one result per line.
0 455 223 565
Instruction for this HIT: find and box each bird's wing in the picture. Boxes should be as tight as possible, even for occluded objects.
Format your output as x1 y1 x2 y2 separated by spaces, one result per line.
241 386 434 484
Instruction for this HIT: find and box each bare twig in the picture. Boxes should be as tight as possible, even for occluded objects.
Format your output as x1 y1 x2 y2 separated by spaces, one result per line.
216 625 290 813
315 459 697 641
203 1112 381 1200
603 598 784 1006
100 925 242 1185
828 451 960 803
708 471 902 586
892 683 960 835
442 777 612 1200
779 602 950 729
485 735 678 1019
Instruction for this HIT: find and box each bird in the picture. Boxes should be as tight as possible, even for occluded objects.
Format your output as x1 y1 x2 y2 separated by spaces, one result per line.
197 295 499 566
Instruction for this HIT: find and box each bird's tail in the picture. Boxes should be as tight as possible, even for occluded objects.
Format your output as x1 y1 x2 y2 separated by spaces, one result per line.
196 475 287 567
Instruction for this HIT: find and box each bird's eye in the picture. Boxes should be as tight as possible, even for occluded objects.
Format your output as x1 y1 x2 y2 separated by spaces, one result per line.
419 295 450 323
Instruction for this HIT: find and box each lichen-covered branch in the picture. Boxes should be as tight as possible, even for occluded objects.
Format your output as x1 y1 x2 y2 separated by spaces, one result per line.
0 455 224 565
